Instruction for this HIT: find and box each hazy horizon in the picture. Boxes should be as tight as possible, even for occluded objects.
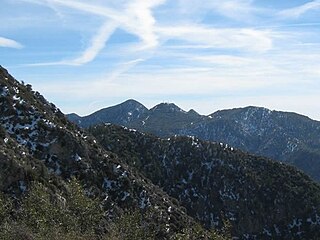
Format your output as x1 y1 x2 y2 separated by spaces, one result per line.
1 0 320 120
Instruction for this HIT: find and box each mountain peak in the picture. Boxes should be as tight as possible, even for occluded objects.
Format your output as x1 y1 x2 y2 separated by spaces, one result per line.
109 99 148 114
151 102 186 113
188 109 200 116
244 105 272 113
120 99 145 108
70 99 148 128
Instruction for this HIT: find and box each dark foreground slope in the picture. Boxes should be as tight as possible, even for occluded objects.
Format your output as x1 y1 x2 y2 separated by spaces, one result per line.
90 124 320 239
0 66 221 239
68 101 320 182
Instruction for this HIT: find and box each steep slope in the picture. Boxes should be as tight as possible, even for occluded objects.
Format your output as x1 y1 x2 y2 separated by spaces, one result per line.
68 101 320 181
0 125 51 196
0 66 204 239
90 124 320 239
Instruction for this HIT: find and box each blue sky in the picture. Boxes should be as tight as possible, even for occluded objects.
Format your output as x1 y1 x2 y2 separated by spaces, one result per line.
1 0 320 120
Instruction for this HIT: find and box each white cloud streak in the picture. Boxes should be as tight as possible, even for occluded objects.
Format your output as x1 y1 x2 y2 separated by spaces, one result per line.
125 0 165 49
279 0 320 18
157 25 273 52
0 37 23 49
176 0 264 22
23 0 165 66
65 21 117 65
205 0 259 21
26 21 117 66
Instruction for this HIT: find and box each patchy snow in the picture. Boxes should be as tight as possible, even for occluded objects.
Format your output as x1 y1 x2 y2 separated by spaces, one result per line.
0 86 9 97
202 161 215 173
74 153 82 162
165 223 170 233
273 224 281 235
263 228 272 237
121 191 130 201
113 164 122 173
288 218 302 229
189 136 201 148
55 162 62 175
286 140 298 152
139 190 150 209
187 170 194 181
121 170 128 177
102 177 117 190
19 180 27 192
219 184 240 201
307 214 320 225
210 213 220 227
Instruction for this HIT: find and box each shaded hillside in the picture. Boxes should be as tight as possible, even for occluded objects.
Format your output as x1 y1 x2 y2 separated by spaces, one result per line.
68 101 320 181
0 66 219 239
182 106 320 181
89 124 320 239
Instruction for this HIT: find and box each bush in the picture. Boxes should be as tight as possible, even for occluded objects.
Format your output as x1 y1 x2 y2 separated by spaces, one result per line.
106 210 155 240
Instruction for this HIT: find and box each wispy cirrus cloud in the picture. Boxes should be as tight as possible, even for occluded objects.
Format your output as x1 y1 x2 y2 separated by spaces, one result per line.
176 0 265 22
157 25 273 52
279 0 320 18
125 0 166 49
69 21 117 65
23 0 276 67
0 37 23 49
203 0 261 21
23 0 164 66
28 21 117 66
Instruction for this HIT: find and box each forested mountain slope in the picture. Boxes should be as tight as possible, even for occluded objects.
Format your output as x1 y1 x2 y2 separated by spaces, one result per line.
90 124 320 239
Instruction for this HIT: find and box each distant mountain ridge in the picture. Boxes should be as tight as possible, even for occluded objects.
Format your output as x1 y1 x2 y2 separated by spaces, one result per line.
68 100 320 181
